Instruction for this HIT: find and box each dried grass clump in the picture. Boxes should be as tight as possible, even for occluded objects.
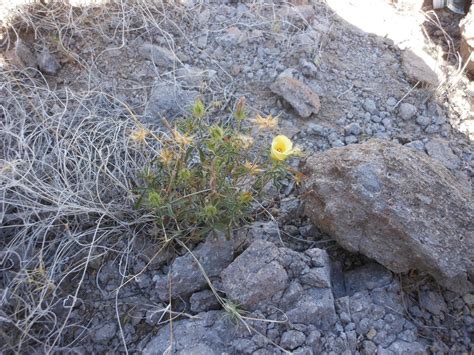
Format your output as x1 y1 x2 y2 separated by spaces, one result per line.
0 68 158 352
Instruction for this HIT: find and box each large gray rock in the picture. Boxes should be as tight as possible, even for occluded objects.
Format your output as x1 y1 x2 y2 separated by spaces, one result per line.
270 75 321 118
138 43 177 67
145 82 198 120
220 240 289 309
142 311 233 355
221 240 338 329
303 139 473 294
401 49 440 87
460 7 474 76
153 232 235 300
37 48 60 75
425 138 461 170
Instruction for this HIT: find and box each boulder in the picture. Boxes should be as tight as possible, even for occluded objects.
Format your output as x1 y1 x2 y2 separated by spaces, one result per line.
220 240 289 309
401 49 440 86
142 311 233 355
37 48 60 75
138 43 177 67
425 138 461 170
153 232 235 300
221 240 338 329
145 82 198 120
460 7 474 76
303 139 473 293
270 76 321 118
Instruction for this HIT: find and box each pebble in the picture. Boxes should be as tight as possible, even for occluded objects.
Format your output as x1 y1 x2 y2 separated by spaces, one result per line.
37 48 60 75
425 124 440 134
416 115 431 127
345 122 362 136
363 98 377 114
344 135 358 144
280 330 306 350
405 140 425 151
398 102 417 120
92 322 117 343
366 328 377 340
331 139 345 148
308 123 327 136
381 118 392 129
386 97 397 108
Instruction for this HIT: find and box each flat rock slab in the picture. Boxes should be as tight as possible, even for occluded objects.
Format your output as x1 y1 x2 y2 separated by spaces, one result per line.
270 76 321 118
145 82 198 120
460 7 474 76
303 139 473 294
401 49 441 87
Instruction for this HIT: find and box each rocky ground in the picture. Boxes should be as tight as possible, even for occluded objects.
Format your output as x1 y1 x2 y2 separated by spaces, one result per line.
0 0 473 354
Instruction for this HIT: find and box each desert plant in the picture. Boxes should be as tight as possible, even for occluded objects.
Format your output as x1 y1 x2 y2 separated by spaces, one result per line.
134 98 299 242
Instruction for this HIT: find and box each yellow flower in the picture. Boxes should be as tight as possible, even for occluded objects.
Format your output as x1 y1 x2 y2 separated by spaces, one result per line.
172 129 193 146
236 134 254 149
159 148 174 165
191 98 206 119
270 135 293 161
234 97 246 121
130 128 149 143
243 161 263 175
253 114 278 130
292 170 306 186
239 191 253 204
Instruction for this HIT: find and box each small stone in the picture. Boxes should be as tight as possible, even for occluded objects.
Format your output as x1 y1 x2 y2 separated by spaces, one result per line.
345 263 393 295
345 122 362 136
154 232 235 300
424 124 440 134
138 43 176 67
386 97 397 108
37 48 60 75
382 118 392 129
190 290 220 313
401 49 440 86
280 197 302 217
344 135 358 144
463 293 474 307
371 115 382 123
419 290 447 315
331 139 345 148
425 139 461 170
405 140 425 152
366 328 377 340
362 340 377 355
14 39 37 69
217 27 244 46
280 330 306 350
221 241 288 309
416 115 431 127
363 98 377 114
398 103 417 120
307 123 326 136
300 58 318 77
387 340 427 354
198 9 211 25
145 82 198 120
460 9 474 76
300 267 331 288
197 34 208 49
270 75 321 118
92 322 117 343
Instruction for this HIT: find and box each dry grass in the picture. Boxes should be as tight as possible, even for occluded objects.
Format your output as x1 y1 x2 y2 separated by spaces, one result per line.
0 65 162 351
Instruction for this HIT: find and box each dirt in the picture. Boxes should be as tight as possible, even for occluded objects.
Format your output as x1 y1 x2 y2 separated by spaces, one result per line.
0 0 472 353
